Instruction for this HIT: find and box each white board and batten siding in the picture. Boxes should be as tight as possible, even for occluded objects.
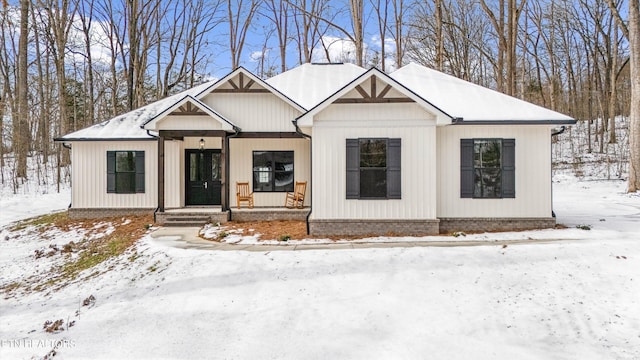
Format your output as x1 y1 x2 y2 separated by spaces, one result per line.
157 115 225 130
437 125 553 218
229 138 310 208
201 93 302 132
163 140 184 208
71 141 157 208
311 103 438 220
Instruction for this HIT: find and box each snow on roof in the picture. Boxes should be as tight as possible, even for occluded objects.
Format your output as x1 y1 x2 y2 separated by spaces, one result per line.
59 62 574 142
57 81 216 141
390 63 574 122
266 63 367 110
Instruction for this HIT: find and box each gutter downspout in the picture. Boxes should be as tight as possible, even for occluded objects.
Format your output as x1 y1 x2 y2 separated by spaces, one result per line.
226 126 241 221
293 120 312 235
550 126 567 218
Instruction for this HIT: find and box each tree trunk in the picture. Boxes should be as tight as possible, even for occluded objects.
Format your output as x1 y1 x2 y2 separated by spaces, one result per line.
128 0 138 110
392 0 404 68
31 6 47 163
349 0 364 66
435 0 443 71
608 26 618 144
629 0 640 192
15 0 29 179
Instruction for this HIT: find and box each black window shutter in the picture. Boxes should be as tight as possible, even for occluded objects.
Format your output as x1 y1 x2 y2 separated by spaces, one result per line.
460 139 474 198
346 139 359 199
502 139 515 198
387 138 401 199
107 151 116 193
135 151 145 193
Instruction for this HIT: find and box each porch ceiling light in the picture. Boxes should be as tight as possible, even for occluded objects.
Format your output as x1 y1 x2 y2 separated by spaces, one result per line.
199 138 205 150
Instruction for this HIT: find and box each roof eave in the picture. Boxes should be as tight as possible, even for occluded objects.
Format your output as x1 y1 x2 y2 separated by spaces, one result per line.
53 137 156 142
451 119 577 125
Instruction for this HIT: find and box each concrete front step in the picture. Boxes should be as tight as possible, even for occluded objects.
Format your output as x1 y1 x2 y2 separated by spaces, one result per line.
155 210 229 226
163 215 210 227
164 220 209 227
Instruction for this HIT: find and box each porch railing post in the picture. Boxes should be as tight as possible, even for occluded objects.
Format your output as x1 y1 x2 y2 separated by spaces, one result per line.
158 135 165 212
221 133 228 211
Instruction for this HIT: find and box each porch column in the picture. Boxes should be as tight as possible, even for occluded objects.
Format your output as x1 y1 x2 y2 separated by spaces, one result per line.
221 133 228 211
158 135 165 212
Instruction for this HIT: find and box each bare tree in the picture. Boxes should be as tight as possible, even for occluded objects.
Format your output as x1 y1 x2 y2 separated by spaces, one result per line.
263 0 290 72
608 0 639 191
288 0 365 66
371 0 388 70
291 0 331 64
479 0 526 95
75 0 96 126
228 0 262 70
38 0 77 166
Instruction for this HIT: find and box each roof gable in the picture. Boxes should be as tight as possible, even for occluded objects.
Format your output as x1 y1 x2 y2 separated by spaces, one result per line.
295 68 453 126
196 67 305 112
142 95 236 131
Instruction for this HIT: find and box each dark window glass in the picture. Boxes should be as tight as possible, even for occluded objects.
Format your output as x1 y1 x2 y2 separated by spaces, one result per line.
359 139 387 198
190 153 203 182
252 151 294 192
211 153 221 181
473 139 502 198
115 151 136 193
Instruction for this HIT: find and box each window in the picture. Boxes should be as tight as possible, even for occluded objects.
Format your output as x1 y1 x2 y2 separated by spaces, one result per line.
346 138 401 199
460 139 515 198
107 151 145 194
360 139 388 198
252 151 294 192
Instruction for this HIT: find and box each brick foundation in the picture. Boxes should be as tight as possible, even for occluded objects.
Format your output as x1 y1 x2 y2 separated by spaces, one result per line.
68 208 155 219
231 209 310 222
69 208 555 236
438 217 556 234
309 219 440 236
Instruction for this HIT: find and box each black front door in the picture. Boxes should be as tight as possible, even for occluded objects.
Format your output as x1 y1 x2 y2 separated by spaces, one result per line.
185 149 221 205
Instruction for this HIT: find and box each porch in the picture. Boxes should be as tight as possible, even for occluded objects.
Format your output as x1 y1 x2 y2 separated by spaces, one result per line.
155 206 310 227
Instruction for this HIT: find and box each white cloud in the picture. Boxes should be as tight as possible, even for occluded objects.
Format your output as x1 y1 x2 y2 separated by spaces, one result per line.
370 35 396 54
249 49 270 62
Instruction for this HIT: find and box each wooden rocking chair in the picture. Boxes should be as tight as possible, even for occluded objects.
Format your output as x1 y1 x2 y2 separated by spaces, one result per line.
284 181 307 209
236 182 254 209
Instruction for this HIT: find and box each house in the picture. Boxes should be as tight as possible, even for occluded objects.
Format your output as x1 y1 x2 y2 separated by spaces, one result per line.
55 63 575 236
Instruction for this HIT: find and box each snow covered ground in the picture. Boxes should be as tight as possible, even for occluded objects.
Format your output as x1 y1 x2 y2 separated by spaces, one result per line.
1 173 639 359
0 155 71 228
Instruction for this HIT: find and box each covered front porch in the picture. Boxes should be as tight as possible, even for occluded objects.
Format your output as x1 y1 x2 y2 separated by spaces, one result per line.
153 129 311 226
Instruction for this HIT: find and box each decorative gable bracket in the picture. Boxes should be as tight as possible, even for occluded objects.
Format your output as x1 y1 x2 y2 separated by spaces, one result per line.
335 76 414 104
